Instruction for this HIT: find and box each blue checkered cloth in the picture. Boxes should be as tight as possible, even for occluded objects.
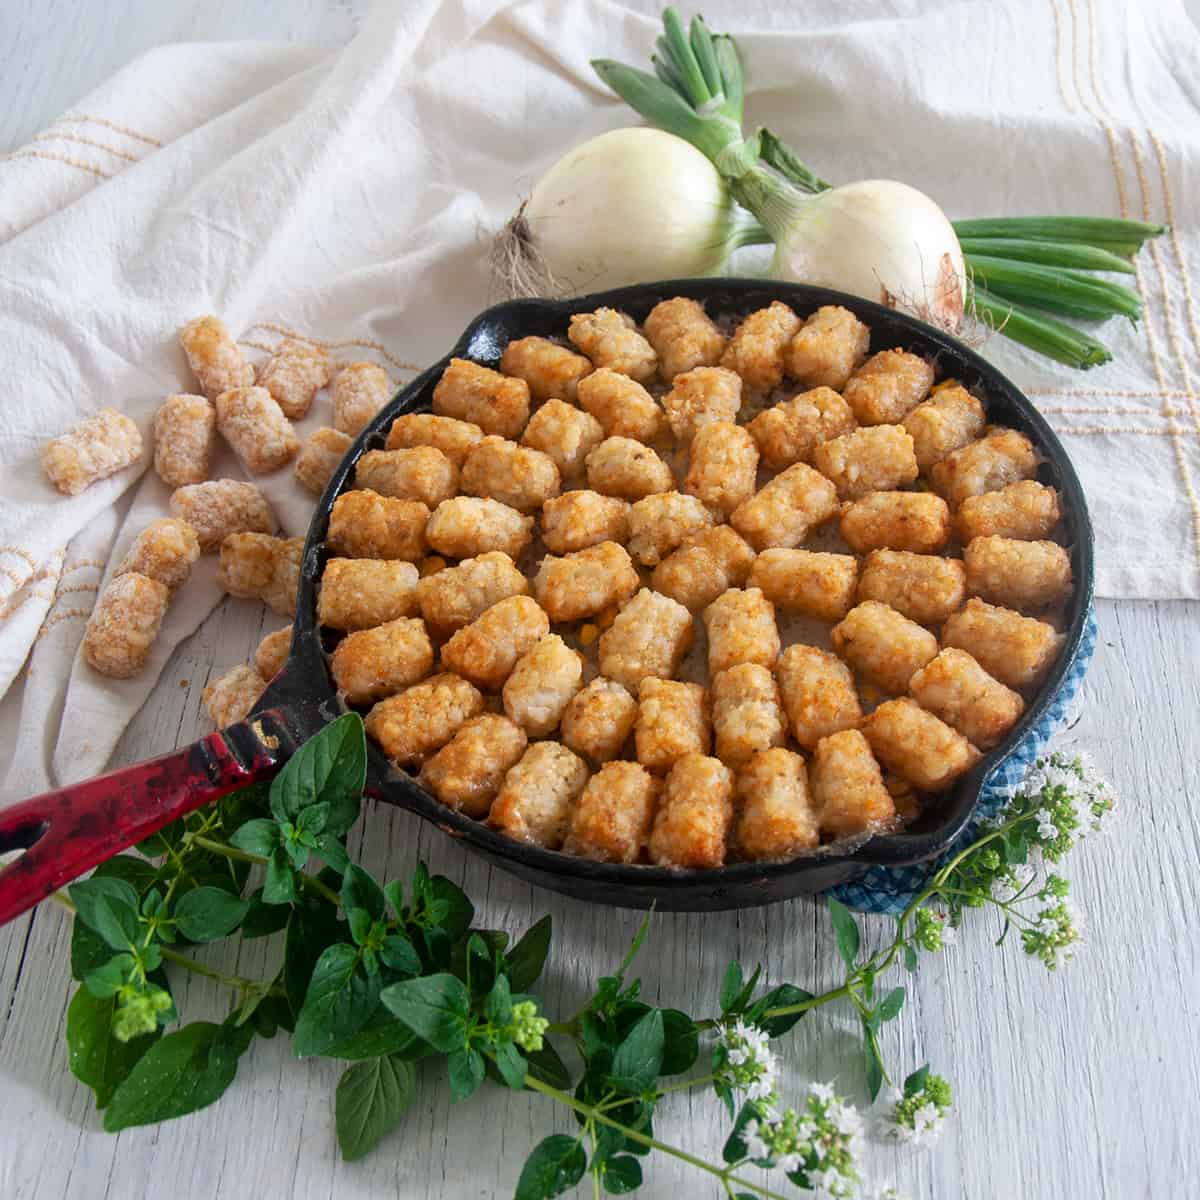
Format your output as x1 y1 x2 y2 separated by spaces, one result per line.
829 605 1098 915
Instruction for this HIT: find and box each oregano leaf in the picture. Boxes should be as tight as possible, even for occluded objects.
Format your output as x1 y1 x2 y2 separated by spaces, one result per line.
827 897 860 968
334 1054 415 1162
514 1134 587 1200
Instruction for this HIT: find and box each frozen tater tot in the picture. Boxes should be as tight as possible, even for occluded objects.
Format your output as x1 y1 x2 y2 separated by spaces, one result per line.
416 550 528 639
364 672 484 766
627 492 713 567
214 386 299 474
735 747 819 860
856 549 966 626
490 742 590 847
202 664 265 727
328 490 429 562
721 301 801 394
731 462 839 551
419 713 527 818
354 447 458 509
811 424 919 499
661 366 742 442
179 315 254 401
928 429 1040 507
254 625 292 680
540 491 631 555
651 525 756 612
909 647 1025 750
43 407 143 496
786 305 870 391
648 754 735 868
333 362 391 436
963 535 1073 612
902 384 985 470
862 698 980 791
561 677 638 764
533 540 638 622
433 358 530 439
598 588 693 693
521 399 605 480
331 616 435 704
956 479 1061 543
169 479 275 552
82 572 169 679
461 436 561 512
440 595 549 691
218 532 303 616
747 387 857 471
500 336 593 403
576 368 662 443
586 436 674 500
711 663 786 768
684 421 758 517
116 518 201 590
644 296 726 382
256 338 334 419
703 587 780 674
636 679 710 773
425 496 534 561
563 761 659 863
294 427 351 495
831 600 938 694
839 491 951 555
842 349 934 426
809 730 896 839
153 394 216 487
941 597 1064 692
385 413 484 466
567 308 657 383
502 634 584 736
749 549 857 622
776 644 862 750
318 558 419 631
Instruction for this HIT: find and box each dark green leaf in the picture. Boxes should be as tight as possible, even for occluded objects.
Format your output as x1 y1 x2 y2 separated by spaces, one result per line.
380 934 421 977
904 1063 930 1096
313 835 350 875
879 986 906 1023
448 1047 484 1102
327 1007 428 1061
524 1038 570 1090
506 915 552 992
283 895 347 1017
67 987 160 1108
827 897 860 968
608 1009 664 1094
69 878 141 951
293 944 380 1058
241 890 291 939
229 818 280 858
380 973 470 1052
485 975 513 1026
493 1040 527 1090
135 820 186 858
723 1102 769 1165
83 954 135 999
383 880 404 916
863 1023 885 1102
602 1155 642 1194
263 848 298 905
616 909 653 980
295 801 331 838
719 960 743 1013
659 1009 698 1075
280 824 311 870
269 711 365 832
174 887 250 943
428 875 473 939
903 942 919 972
733 964 762 1013
747 983 815 1038
514 1134 587 1200
70 860 158 979
335 1054 415 1162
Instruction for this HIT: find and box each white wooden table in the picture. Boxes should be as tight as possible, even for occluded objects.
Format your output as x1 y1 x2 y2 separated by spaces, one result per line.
1 4 1198 1198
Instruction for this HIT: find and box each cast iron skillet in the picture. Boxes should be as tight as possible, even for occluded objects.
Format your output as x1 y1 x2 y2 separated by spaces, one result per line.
0 280 1095 923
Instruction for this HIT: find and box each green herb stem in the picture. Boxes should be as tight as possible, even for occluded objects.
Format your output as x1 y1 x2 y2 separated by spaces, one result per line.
190 835 342 906
971 286 1114 368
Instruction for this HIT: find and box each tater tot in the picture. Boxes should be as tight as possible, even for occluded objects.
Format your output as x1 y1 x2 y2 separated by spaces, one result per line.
735 748 819 861
711 663 786 767
416 550 528 639
721 301 801 394
811 424 919 499
520 399 605 480
318 558 419 631
941 597 1064 691
169 479 275 552
731 462 839 551
295 427 352 495
703 587 779 674
563 761 659 863
461 436 561 512
433 357 530 439
153 394 216 488
561 677 638 764
82 572 169 679
963 535 1072 612
333 362 391 436
776 644 863 750
598 588 693 693
862 698 980 791
202 665 265 728
490 742 590 847
364 672 484 766
503 634 584 735
43 407 143 496
786 305 870 391
354 447 459 508
648 754 735 868
256 338 334 419
809 729 896 839
532 541 638 623
839 491 951 554
627 492 713 566
749 549 857 622
327 490 428 562
636 679 710 772
179 315 254 401
928 429 1040 507
831 600 938 694
856 549 966 626
956 480 1061 543
385 413 484 466
576 368 662 442
419 714 527 818
747 387 857 470
217 532 303 616
842 349 934 425
500 336 593 402
909 648 1025 750
651 525 755 612
567 308 657 382
116 518 200 590
661 366 742 442
643 297 726 382
440 595 549 691
254 625 292 680
684 421 758 517
586 436 674 500
902 384 986 470
425 496 534 561
330 616 435 703
540 491 631 555
214 386 299 474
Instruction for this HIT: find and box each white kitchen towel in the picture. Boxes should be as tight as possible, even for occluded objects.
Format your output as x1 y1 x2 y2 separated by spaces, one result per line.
0 0 1197 801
